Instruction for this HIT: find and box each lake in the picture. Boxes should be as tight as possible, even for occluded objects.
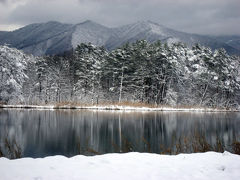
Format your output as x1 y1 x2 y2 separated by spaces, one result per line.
0 109 240 158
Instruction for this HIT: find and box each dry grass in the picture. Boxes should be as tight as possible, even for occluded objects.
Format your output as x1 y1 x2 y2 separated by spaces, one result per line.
142 137 151 152
50 101 234 111
232 141 240 155
0 102 7 105
0 136 22 159
1 132 239 159
1 100 237 112
86 148 101 155
191 132 212 153
0 147 3 157
75 131 240 156
54 101 86 106
52 101 237 112
54 101 157 108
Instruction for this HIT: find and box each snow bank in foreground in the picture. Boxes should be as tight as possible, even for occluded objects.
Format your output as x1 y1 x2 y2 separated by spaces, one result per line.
0 152 239 180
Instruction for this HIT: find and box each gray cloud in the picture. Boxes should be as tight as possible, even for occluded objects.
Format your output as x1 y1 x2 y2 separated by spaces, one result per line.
0 0 25 4
0 0 7 4
0 0 239 35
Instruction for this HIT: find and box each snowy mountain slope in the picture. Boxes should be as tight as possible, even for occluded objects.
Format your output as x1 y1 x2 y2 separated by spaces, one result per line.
0 20 239 55
214 35 240 51
0 31 8 39
105 21 167 49
72 20 113 48
0 21 75 56
107 21 240 55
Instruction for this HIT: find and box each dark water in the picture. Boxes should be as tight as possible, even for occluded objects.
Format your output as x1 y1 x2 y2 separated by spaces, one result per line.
0 109 240 158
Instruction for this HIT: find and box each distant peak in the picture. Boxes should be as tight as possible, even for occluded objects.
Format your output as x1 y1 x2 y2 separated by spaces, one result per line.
134 20 150 24
45 21 61 25
129 20 159 28
147 20 162 26
81 20 97 25
42 21 73 26
83 20 93 23
76 20 108 29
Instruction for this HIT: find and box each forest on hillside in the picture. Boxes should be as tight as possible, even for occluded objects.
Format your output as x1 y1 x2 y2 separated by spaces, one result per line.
1 40 240 108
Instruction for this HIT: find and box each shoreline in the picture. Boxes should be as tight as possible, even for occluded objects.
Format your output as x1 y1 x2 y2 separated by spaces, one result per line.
0 104 239 112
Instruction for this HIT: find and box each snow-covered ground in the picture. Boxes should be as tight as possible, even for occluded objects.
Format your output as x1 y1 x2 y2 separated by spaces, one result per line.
0 152 239 180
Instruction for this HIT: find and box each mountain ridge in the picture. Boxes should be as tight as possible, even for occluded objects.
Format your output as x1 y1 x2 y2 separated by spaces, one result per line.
0 20 239 56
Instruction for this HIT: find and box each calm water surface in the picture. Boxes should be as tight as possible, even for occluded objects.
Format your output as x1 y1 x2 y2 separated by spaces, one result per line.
0 109 240 157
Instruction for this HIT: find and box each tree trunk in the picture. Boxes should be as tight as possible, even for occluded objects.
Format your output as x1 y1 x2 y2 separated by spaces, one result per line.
200 82 209 106
119 67 124 103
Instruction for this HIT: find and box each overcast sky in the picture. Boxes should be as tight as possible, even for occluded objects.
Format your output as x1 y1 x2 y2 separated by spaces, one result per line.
0 0 239 35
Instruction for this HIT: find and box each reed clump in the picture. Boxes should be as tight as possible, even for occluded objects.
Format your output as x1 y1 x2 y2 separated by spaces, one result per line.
232 141 240 155
1 132 239 159
0 136 22 159
76 132 239 156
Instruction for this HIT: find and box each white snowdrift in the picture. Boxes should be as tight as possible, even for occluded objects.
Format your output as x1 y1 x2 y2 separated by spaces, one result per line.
0 152 240 180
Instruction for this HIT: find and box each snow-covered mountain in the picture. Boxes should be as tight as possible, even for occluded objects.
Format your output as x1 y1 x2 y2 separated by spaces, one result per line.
0 21 74 56
214 35 240 51
72 20 113 49
0 20 239 56
106 21 240 55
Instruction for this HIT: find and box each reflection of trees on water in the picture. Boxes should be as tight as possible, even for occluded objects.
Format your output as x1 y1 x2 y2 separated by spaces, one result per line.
0 109 240 157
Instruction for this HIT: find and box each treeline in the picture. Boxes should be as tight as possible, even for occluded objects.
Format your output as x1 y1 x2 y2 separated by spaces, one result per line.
1 40 240 108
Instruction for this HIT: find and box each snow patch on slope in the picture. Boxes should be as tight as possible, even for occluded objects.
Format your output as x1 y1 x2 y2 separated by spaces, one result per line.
71 21 112 48
115 21 166 39
148 22 166 36
167 37 181 45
